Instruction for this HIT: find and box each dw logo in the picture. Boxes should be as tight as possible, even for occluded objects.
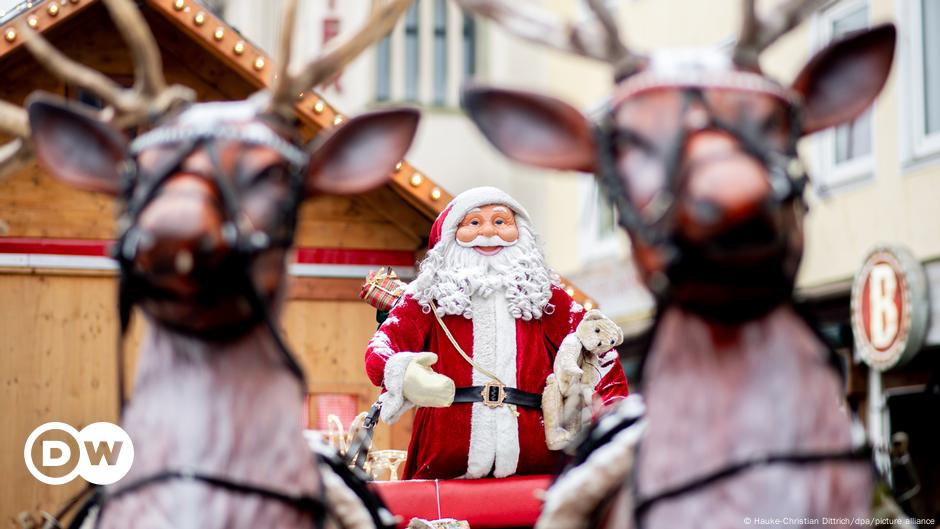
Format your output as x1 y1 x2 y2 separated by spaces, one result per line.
24 422 134 485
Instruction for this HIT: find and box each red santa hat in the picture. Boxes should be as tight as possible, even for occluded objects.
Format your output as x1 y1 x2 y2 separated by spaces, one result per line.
427 186 530 250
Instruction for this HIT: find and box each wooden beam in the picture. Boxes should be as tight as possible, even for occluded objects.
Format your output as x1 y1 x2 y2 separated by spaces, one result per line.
0 0 97 61
142 0 452 216
287 277 364 301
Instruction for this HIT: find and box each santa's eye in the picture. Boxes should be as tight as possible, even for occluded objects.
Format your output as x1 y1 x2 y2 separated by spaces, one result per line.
495 219 504 225
470 220 480 226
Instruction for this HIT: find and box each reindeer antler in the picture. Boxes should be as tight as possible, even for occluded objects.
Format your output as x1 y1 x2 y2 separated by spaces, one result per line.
18 0 195 126
0 100 31 180
455 0 644 79
733 0 827 70
268 0 415 117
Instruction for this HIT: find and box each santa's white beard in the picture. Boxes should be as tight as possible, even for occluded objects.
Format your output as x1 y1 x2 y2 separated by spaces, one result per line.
408 221 557 320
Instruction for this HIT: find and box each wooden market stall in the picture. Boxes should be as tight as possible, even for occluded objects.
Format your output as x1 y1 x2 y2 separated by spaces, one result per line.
0 0 597 524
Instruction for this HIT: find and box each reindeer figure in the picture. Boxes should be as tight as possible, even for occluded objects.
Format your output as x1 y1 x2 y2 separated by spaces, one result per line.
4 0 419 528
457 1 896 528
0 99 31 179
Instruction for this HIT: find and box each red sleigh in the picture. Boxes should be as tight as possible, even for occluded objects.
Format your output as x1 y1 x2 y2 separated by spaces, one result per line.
372 475 551 529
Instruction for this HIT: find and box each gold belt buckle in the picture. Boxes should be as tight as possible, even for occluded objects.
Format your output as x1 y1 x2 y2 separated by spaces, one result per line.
481 381 506 408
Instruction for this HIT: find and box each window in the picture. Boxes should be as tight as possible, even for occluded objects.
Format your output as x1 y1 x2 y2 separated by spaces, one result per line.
203 0 227 18
579 181 623 263
373 1 477 106
831 8 871 164
376 36 391 102
595 188 617 240
813 0 874 191
463 10 477 78
433 0 448 105
307 393 359 430
404 1 420 102
900 0 940 164
922 1 940 136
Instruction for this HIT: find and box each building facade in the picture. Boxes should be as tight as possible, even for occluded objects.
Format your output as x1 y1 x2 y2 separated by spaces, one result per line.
219 0 938 367
220 0 650 322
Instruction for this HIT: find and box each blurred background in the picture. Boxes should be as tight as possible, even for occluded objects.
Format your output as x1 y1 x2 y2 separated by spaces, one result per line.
210 0 940 341
218 2 940 510
1 0 939 524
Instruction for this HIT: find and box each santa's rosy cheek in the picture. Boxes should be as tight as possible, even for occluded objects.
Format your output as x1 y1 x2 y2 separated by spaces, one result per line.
497 224 519 242
456 225 481 242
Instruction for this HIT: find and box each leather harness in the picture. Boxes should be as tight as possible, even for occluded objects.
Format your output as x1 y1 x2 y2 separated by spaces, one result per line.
62 123 382 529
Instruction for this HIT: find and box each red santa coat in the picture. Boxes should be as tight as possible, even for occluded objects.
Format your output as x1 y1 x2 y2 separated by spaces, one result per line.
364 285 629 480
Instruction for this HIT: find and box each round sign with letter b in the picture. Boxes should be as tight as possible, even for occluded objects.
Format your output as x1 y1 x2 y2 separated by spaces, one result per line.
851 246 929 371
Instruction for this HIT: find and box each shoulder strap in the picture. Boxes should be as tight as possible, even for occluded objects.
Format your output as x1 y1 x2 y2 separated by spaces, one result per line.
429 300 505 386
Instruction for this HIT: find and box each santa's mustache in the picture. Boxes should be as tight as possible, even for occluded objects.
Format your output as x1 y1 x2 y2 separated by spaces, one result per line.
456 235 518 248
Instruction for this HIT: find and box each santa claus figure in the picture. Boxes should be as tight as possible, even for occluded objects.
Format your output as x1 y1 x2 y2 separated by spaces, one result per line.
364 187 628 480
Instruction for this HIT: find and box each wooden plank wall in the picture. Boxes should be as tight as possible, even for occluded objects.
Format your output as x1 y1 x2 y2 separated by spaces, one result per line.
0 5 429 525
0 166 423 251
0 274 140 526
0 272 416 526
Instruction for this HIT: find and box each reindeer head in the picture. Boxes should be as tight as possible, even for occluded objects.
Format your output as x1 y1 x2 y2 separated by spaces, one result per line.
459 0 895 321
9 0 418 335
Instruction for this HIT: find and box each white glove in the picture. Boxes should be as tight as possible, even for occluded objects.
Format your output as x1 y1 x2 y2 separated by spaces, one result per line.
402 353 455 408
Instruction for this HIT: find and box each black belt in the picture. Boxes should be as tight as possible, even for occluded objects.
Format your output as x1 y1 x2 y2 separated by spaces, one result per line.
453 383 542 410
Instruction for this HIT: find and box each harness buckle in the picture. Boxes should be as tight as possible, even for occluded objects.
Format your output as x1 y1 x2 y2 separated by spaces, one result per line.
481 381 506 408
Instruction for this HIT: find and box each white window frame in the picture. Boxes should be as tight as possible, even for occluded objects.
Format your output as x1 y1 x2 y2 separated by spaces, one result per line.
578 179 624 263
371 0 475 108
899 0 940 167
810 0 876 192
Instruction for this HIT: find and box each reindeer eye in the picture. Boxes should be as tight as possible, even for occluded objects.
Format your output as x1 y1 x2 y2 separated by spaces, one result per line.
595 328 600 333
251 165 289 186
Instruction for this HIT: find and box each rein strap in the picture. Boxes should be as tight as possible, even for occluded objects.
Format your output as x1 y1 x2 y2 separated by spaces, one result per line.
634 445 872 518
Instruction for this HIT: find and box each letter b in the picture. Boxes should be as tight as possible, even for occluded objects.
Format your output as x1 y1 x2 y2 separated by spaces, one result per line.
868 264 899 349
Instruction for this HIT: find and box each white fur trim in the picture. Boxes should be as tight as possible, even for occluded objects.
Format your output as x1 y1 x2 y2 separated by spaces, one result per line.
595 349 618 383
368 330 395 360
437 187 531 250
537 414 647 529
466 292 520 478
320 462 377 529
380 352 422 424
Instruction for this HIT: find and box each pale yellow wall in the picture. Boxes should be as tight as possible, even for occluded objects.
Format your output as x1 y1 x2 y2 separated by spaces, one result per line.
757 0 940 288
559 0 940 292
224 0 939 295
796 1 940 288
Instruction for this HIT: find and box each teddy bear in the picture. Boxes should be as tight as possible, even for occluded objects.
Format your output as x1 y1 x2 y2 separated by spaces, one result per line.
542 309 624 450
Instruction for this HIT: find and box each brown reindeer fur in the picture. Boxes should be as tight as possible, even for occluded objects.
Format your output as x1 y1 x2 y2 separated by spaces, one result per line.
633 306 870 528
100 321 321 529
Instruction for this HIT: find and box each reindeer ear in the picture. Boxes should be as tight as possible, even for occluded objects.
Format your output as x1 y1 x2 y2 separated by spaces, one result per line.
27 94 127 195
792 23 896 136
462 86 596 173
305 108 420 195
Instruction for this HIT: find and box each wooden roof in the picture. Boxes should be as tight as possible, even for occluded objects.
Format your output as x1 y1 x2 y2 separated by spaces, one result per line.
0 0 450 218
0 0 597 307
